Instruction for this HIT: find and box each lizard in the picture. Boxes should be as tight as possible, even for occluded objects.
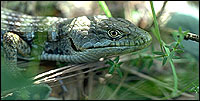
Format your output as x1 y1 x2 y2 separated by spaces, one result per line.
1 7 152 78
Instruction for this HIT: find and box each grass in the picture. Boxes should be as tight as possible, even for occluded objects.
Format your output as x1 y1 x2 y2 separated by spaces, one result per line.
150 1 193 98
98 1 112 17
150 1 179 96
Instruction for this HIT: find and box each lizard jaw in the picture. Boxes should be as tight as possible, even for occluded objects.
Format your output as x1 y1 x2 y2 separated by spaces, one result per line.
80 33 152 51
40 37 152 63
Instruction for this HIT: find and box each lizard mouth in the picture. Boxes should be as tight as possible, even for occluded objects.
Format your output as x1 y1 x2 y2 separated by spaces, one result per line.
69 32 152 53
82 35 152 50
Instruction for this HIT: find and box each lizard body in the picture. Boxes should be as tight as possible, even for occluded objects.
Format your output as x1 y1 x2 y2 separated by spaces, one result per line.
1 7 152 77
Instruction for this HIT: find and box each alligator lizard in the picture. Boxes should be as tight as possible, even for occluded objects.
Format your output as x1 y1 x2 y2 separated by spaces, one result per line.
1 7 152 77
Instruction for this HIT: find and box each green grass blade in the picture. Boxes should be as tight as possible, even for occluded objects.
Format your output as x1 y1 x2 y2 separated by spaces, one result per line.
150 1 178 96
150 1 162 45
98 1 112 17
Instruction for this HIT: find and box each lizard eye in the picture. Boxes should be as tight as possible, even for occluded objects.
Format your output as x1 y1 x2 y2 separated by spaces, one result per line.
108 30 122 38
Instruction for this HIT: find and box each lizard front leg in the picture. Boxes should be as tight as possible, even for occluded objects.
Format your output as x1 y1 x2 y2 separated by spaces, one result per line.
3 32 31 78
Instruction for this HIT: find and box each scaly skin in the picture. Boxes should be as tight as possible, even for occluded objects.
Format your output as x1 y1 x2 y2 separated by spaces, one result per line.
1 7 152 77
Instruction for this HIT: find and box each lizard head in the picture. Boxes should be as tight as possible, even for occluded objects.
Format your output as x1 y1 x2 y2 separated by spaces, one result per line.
69 15 152 62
